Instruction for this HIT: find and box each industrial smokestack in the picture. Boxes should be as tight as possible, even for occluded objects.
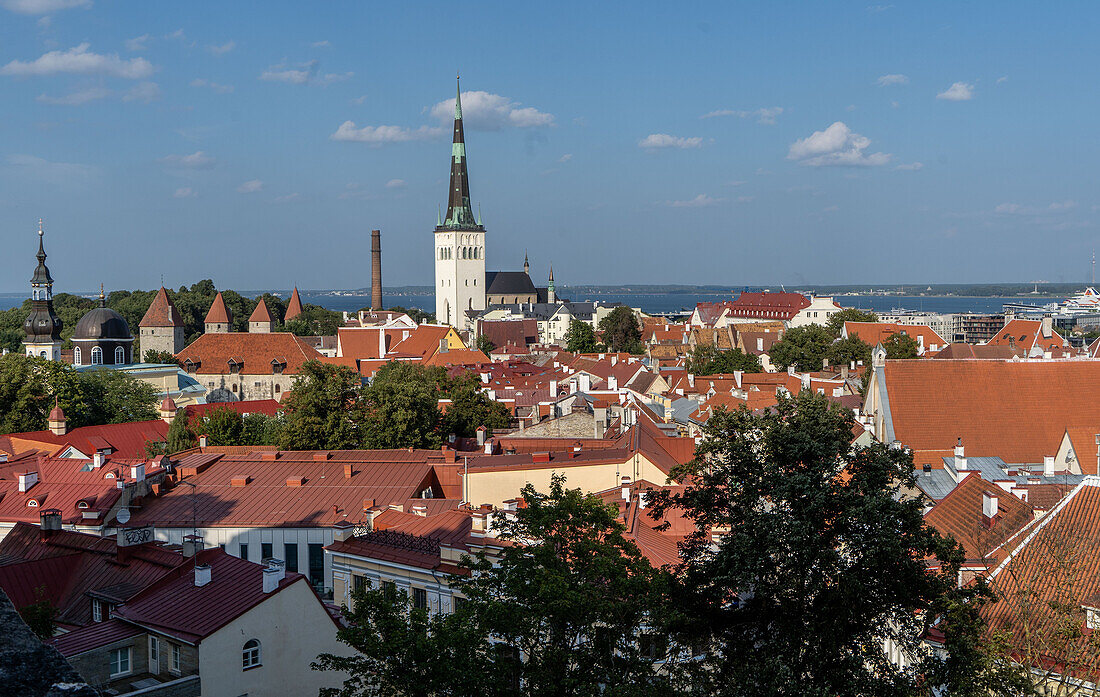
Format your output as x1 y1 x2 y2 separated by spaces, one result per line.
371 229 383 310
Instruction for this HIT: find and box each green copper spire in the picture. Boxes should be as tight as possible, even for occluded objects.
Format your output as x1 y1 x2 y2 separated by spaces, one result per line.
436 74 482 231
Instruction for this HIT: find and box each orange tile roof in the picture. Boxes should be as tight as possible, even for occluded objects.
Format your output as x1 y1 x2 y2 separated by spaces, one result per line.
425 349 490 367
284 287 303 321
923 472 1033 563
987 319 1068 353
139 287 182 328
727 291 810 320
843 321 946 353
881 360 1100 470
204 291 232 324
176 332 323 375
932 343 1024 359
390 325 453 360
248 299 273 323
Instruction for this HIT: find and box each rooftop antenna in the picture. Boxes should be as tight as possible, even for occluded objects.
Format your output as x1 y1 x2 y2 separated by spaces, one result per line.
1092 252 1095 285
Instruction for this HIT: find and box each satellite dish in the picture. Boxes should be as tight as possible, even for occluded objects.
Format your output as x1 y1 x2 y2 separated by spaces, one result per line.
116 508 131 525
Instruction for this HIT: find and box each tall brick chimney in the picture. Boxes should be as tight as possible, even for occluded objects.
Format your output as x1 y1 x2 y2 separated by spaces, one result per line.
371 229 383 310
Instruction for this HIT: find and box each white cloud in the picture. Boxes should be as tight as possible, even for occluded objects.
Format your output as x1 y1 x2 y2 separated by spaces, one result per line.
639 133 703 149
385 178 406 189
867 4 893 12
877 73 908 86
937 82 973 101
260 60 351 85
273 192 299 202
558 153 573 163
0 0 89 14
736 195 755 203
788 121 891 167
997 76 1008 84
351 94 366 104
36 86 110 105
331 121 444 145
701 106 783 124
237 179 263 193
0 43 154 79
726 180 747 187
311 40 330 48
173 187 194 198
822 205 840 213
122 81 159 103
125 34 150 52
35 14 48 27
159 151 216 169
895 162 923 171
994 203 1023 214
429 91 554 130
1049 200 1077 210
207 41 235 55
6 153 95 182
190 78 233 93
669 194 723 208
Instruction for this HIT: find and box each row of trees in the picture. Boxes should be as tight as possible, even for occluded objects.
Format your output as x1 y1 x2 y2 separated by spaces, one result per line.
563 307 646 355
152 360 513 454
767 308 920 373
0 353 158 434
316 392 1028 696
0 280 344 354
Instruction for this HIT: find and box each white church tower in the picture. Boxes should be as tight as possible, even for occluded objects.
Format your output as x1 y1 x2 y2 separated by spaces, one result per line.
434 76 486 329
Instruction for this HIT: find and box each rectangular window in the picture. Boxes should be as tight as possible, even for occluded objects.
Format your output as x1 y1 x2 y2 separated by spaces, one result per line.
452 595 466 614
150 636 159 662
110 647 132 677
308 543 324 587
284 543 298 572
412 587 428 610
352 575 366 593
91 598 103 623
171 644 181 673
381 580 396 599
239 543 249 561
261 542 273 561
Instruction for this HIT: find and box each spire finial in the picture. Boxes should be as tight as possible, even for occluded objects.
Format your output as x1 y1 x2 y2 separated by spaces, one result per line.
477 202 482 225
38 218 43 237
99 283 105 306
454 73 462 120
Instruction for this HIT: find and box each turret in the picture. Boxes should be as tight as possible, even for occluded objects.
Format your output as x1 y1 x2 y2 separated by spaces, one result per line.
204 292 233 333
22 219 63 362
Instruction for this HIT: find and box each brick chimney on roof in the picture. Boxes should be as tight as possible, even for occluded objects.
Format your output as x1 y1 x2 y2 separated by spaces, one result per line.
371 229 383 311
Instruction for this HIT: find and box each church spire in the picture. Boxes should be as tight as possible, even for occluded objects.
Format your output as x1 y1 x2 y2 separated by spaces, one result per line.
438 74 481 230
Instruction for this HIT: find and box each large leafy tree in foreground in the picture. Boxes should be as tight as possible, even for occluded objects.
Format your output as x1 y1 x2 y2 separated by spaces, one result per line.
316 476 681 697
651 391 1030 697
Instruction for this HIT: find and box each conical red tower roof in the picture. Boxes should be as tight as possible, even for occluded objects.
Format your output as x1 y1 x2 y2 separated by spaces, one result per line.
249 299 273 323
285 287 303 321
140 287 183 328
204 292 232 324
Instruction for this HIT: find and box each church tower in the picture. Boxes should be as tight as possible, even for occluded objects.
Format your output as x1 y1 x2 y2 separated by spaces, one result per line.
23 219 63 361
434 75 486 329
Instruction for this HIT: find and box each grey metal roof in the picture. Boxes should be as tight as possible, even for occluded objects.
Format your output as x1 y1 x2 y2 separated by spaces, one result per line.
485 271 537 296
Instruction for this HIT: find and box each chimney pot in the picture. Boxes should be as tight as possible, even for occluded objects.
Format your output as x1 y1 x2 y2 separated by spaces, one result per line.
263 558 285 592
982 491 999 523
194 563 212 587
343 463 353 479
1043 456 1055 477
182 534 203 558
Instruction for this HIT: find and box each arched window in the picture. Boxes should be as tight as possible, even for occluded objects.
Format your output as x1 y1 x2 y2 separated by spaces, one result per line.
242 639 261 669
114 346 125 364
91 347 103 365
40 351 47 358
73 347 81 365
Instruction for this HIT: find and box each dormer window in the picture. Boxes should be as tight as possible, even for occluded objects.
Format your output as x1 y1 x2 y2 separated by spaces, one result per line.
27 499 38 507
228 358 243 374
184 358 199 373
271 358 287 375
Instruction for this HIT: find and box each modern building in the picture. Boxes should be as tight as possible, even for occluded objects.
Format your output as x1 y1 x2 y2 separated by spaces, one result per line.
22 219 63 362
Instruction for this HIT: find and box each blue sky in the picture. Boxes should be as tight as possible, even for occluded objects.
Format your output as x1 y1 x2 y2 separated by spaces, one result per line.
1 1 1098 293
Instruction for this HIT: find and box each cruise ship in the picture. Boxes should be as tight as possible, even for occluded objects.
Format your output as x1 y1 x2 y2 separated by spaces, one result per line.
1003 287 1100 316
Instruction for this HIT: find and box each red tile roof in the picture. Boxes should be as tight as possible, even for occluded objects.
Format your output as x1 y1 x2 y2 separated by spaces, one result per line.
390 325 454 360
881 360 1100 471
425 349 490 367
843 321 947 354
139 287 182 328
284 287 303 321
923 473 1033 563
112 547 310 643
986 319 1068 353
248 299 273 323
131 449 458 528
185 400 282 418
727 291 810 321
3 419 169 460
932 343 1025 360
176 332 323 375
204 292 232 324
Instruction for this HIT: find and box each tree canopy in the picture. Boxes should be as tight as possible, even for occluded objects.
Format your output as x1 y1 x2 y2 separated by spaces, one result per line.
685 344 763 375
597 307 643 354
650 391 1027 696
564 319 600 354
884 332 921 359
826 307 878 337
767 324 835 372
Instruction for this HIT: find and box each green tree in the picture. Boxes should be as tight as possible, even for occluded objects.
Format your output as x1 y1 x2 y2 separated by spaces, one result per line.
69 369 158 427
564 319 600 354
650 391 1026 697
474 334 495 354
685 344 763 375
825 335 872 368
442 371 511 438
143 349 179 365
243 412 284 446
597 307 643 354
826 308 878 337
359 362 445 450
145 406 199 456
18 587 57 640
767 324 834 372
278 361 363 450
0 327 23 353
284 305 343 336
0 354 70 433
198 406 245 446
454 476 681 697
314 581 502 697
884 333 921 359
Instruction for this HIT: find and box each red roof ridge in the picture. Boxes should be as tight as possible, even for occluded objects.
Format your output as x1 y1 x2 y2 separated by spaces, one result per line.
140 287 183 328
248 299 273 323
204 292 232 324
